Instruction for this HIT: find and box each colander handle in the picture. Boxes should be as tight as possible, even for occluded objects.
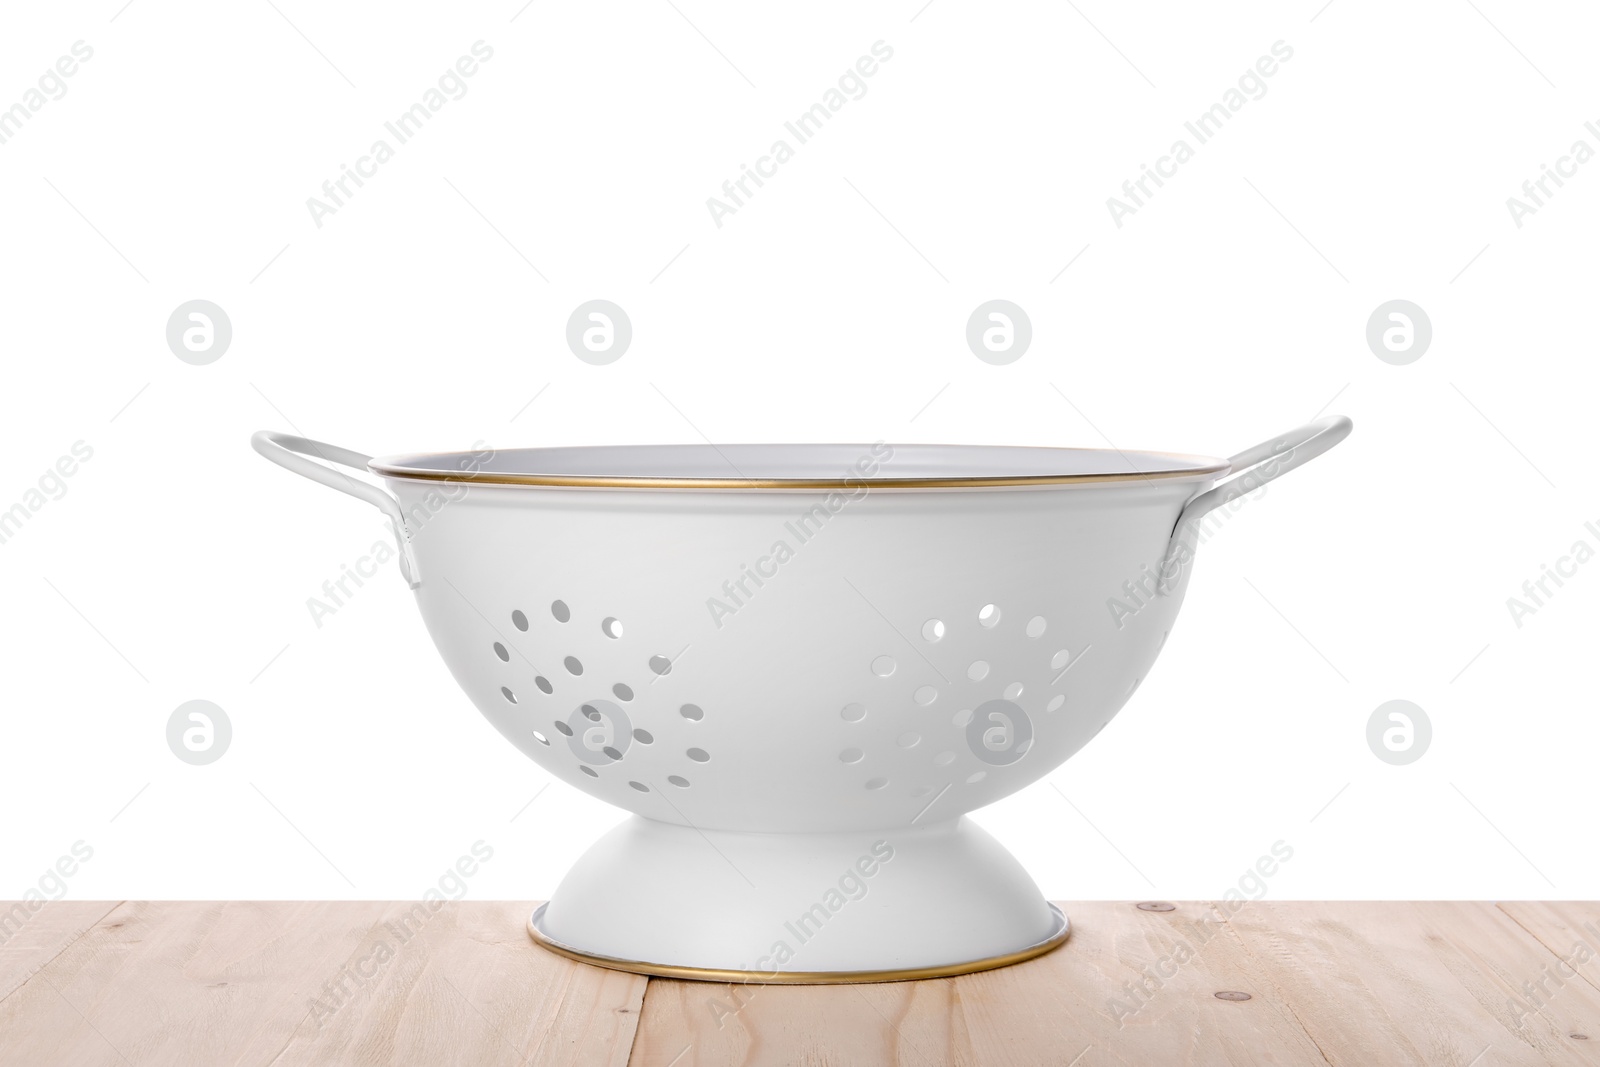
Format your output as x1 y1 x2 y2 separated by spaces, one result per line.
1157 415 1352 595
251 431 421 588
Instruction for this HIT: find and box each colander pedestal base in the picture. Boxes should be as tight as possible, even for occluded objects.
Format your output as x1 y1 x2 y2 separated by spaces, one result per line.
528 814 1068 983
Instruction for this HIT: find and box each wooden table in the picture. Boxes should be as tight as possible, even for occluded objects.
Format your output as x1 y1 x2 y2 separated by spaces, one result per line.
2 901 1596 1065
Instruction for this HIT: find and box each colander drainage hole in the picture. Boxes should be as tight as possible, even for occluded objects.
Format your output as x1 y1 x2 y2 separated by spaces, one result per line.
966 771 987 784
667 775 690 788
564 656 583 675
500 687 517 704
581 704 601 721
680 703 704 721
532 730 549 746
687 748 710 762
840 748 864 764
1047 694 1065 712
967 660 989 681
896 732 921 748
633 729 653 744
871 656 896 677
913 686 937 706
841 702 866 722
602 746 623 760
512 610 529 632
978 603 1001 627
1050 649 1072 670
493 642 510 662
579 765 598 777
934 751 955 767
552 600 571 623
649 655 673 676
613 683 634 701
952 709 974 727
865 777 888 790
629 781 649 792
922 619 945 643
554 721 574 737
1026 615 1047 638
910 786 932 798
603 617 624 639
1003 681 1024 700
535 676 553 695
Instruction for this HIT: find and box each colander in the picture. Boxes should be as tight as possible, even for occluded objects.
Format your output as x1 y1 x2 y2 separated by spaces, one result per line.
252 415 1351 982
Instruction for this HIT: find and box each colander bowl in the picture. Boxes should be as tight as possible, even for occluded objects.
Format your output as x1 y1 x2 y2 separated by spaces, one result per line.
253 416 1350 982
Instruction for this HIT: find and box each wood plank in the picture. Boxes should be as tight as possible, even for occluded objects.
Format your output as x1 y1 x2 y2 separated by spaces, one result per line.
1497 902 1600 1030
5 901 1596 1066
627 900 1330 1066
260 900 646 1067
1211 901 1600 1066
0 900 122 1003
0 901 385 1066
0 902 645 1067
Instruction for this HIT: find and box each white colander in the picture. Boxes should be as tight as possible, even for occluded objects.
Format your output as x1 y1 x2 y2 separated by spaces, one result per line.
253 416 1351 982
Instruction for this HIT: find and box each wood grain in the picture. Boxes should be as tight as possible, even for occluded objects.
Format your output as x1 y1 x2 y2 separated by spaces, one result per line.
1498 903 1600 1037
630 900 1328 1067
0 899 121 1004
1 902 1596 1066
1207 901 1600 1066
0 901 645 1067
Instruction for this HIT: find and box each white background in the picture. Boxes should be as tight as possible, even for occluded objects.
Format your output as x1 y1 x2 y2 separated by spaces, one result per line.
2 0 1595 905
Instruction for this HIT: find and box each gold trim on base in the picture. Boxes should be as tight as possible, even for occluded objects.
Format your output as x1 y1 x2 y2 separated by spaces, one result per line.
525 902 1070 984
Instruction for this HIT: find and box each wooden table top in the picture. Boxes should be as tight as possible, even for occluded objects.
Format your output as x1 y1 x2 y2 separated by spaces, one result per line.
1 901 1596 1065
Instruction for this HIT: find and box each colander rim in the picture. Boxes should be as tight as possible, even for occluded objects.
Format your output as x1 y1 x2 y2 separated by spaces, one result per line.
368 442 1231 489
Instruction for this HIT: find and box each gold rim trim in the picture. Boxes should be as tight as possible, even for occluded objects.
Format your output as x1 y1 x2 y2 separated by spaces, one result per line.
370 451 1229 490
525 902 1070 984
